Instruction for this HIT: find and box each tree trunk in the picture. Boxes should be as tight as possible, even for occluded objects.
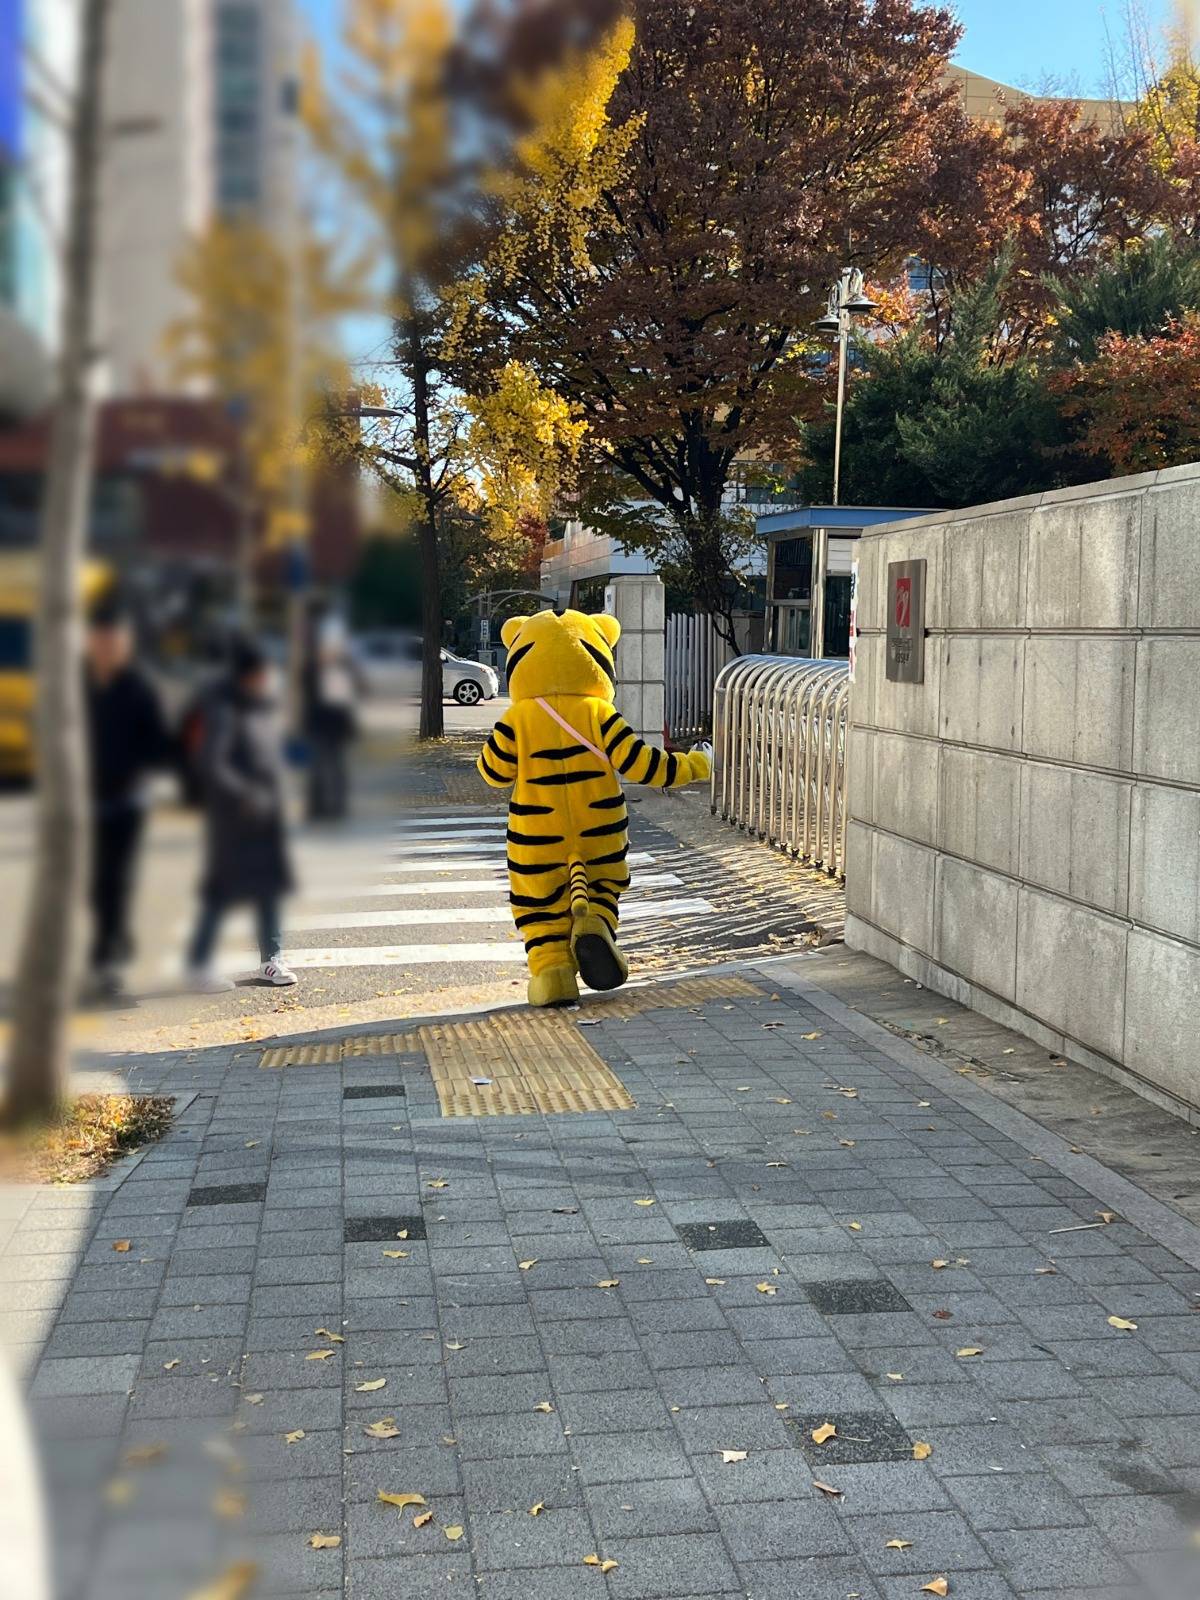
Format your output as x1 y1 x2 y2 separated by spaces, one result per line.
4 0 112 1125
417 509 444 741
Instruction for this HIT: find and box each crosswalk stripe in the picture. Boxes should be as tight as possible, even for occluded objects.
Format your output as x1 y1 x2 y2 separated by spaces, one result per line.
284 896 713 932
396 826 509 841
307 872 684 900
387 848 658 867
219 942 530 971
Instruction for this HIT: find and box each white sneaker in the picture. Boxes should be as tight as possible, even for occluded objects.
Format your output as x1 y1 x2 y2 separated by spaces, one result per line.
259 958 298 987
185 968 236 993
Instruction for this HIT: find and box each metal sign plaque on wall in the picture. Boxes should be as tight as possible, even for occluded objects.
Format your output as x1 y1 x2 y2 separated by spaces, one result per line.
886 558 926 683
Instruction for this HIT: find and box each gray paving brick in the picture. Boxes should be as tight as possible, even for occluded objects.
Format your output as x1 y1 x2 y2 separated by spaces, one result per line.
584 1478 716 1539
732 1556 883 1600
846 1508 992 1573
714 1497 851 1559
980 1527 1132 1589
602 1533 740 1599
569 1429 691 1486
943 1472 1091 1530
461 1456 584 1514
471 1506 594 1568
31 1353 140 1397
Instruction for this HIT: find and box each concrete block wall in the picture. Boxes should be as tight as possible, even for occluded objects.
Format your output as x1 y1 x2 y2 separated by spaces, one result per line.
846 463 1200 1119
603 574 666 747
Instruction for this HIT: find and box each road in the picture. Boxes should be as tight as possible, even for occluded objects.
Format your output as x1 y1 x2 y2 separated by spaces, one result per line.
0 693 843 1058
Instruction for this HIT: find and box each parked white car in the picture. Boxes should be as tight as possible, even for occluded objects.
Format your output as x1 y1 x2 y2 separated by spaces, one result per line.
354 633 499 705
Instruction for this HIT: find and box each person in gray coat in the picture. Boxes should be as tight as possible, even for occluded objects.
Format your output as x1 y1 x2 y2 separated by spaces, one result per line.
184 636 297 992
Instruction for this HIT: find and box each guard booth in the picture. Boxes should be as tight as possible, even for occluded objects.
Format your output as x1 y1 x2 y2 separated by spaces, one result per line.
759 505 932 659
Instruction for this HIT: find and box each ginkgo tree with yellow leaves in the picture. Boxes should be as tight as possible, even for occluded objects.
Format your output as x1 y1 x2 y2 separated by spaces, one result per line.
166 214 360 611
304 0 598 739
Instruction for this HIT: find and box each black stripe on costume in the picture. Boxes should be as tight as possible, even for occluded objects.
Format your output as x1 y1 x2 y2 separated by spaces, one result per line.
591 894 619 914
591 876 630 891
586 846 629 866
509 885 569 907
505 640 534 675
581 818 628 838
589 793 626 809
528 769 608 786
524 932 570 952
645 747 664 783
495 721 516 739
514 910 570 930
507 857 566 875
509 800 554 816
479 754 507 783
664 751 678 785
486 735 516 764
600 711 621 735
531 745 590 760
605 726 634 758
507 827 565 845
617 739 646 775
583 641 615 679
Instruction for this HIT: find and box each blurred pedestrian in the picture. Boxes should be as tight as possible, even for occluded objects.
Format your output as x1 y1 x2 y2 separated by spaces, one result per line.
184 636 297 992
84 597 170 997
303 621 359 821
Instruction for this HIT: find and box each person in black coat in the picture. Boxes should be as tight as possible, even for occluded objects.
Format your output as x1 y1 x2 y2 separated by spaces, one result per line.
85 599 171 995
184 636 297 992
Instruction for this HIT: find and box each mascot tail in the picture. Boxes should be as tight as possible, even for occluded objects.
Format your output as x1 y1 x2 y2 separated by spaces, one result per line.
568 856 628 992
568 860 591 924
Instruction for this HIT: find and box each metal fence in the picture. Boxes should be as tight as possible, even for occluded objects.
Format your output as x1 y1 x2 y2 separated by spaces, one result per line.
665 612 733 744
711 655 851 878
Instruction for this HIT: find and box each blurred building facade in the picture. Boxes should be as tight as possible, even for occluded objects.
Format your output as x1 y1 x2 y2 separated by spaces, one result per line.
99 0 300 396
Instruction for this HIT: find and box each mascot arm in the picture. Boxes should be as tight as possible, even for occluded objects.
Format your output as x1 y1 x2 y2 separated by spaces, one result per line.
598 707 710 788
477 716 518 788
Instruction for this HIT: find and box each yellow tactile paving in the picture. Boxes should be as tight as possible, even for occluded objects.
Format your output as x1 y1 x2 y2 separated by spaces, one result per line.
259 1033 420 1068
577 974 763 1019
418 1012 635 1118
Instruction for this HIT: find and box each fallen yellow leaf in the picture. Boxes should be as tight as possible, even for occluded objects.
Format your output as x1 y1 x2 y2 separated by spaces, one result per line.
395 1230 409 1240
637 1256 653 1264
534 1401 554 1413
956 1347 984 1359
756 1282 778 1296
802 1031 823 1040
596 1279 619 1289
931 1260 949 1270
356 1378 387 1391
305 1350 335 1361
378 1491 426 1510
705 1277 726 1286
163 1359 180 1370
812 1479 843 1497
634 1198 656 1207
811 1422 838 1445
848 1222 863 1232
519 1259 539 1271
721 1449 748 1463
184 1561 259 1600
1108 1316 1138 1331
112 1240 132 1253
284 1430 306 1445
887 1373 904 1382
427 1179 448 1190
363 1418 401 1440
413 1510 433 1527
530 1502 545 1517
885 1538 912 1550
912 1441 933 1461
922 1579 949 1597
308 1533 340 1549
444 1525 464 1541
314 1328 344 1343
445 1341 466 1352
382 1250 408 1259
583 1555 617 1572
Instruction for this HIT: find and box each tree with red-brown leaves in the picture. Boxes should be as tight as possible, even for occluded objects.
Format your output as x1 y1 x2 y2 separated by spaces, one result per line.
1054 313 1200 474
452 0 1016 646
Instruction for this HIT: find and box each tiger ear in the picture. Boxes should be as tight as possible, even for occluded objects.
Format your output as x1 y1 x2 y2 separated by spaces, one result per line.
500 616 527 649
594 614 621 649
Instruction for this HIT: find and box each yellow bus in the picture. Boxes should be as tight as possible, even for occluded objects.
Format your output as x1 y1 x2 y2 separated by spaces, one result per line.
0 553 114 782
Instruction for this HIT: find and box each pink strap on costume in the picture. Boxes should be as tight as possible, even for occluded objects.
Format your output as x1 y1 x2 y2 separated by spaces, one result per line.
534 697 611 767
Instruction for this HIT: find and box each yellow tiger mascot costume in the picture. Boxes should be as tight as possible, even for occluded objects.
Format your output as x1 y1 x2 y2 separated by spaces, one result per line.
477 609 710 1007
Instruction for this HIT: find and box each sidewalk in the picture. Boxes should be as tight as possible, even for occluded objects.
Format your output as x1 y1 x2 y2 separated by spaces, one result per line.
5 949 1200 1600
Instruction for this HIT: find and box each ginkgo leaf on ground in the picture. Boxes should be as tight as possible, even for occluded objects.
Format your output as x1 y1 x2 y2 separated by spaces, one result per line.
378 1491 426 1510
756 1282 777 1295
356 1378 387 1391
583 1555 617 1572
519 1259 538 1271
811 1423 837 1445
721 1449 748 1463
413 1510 433 1528
913 1441 933 1460
112 1241 131 1253
163 1359 180 1370
382 1249 408 1259
284 1430 305 1445
812 1480 842 1497
1108 1316 1138 1331
534 1401 554 1413
308 1534 340 1549
596 1279 619 1289
848 1222 863 1232
305 1350 335 1361
444 1525 464 1541
634 1198 656 1207
956 1347 984 1358
885 1538 912 1549
184 1561 259 1600
314 1328 344 1343
529 1502 544 1516
705 1278 726 1286
922 1579 949 1596
363 1418 400 1439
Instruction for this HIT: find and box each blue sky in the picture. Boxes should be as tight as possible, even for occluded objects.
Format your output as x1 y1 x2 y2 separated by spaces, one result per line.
298 0 1176 100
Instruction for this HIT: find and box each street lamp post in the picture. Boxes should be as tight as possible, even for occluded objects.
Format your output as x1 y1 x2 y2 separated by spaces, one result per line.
815 267 878 507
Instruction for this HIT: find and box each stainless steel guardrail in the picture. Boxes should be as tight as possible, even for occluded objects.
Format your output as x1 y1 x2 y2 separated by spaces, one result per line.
711 654 851 878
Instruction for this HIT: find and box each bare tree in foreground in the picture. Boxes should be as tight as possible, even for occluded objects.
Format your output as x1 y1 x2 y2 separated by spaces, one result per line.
4 0 113 1124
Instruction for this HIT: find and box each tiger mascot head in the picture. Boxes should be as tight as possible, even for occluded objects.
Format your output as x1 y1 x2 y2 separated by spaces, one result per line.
500 609 621 701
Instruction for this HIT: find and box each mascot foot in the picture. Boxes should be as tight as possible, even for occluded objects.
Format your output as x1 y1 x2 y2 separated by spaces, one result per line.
528 964 580 1008
572 913 629 992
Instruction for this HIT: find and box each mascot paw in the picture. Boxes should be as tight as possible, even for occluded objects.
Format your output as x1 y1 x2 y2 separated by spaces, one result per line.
528 965 581 1008
571 914 629 992
687 745 712 783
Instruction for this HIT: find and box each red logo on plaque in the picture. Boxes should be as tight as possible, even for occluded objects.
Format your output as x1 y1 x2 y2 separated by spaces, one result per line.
894 575 912 629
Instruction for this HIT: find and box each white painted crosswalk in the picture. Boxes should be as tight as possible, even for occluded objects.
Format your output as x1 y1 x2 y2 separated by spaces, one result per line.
167 810 711 982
